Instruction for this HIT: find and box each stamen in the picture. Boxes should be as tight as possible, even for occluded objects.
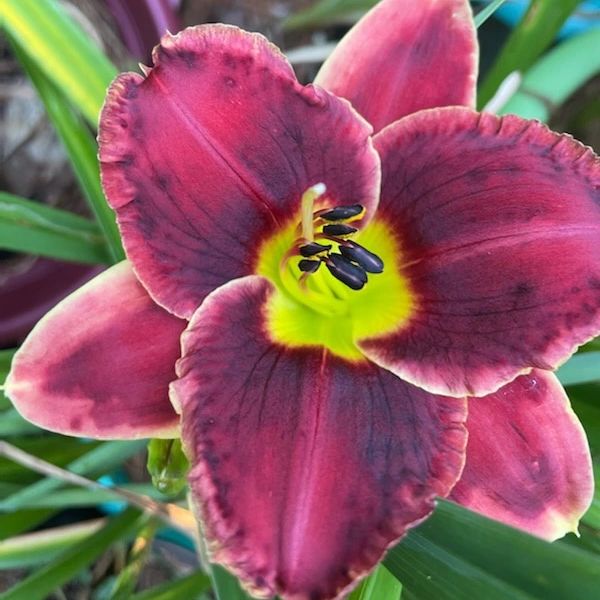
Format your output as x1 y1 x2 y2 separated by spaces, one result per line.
286 197 384 292
318 204 364 222
339 240 384 273
325 254 368 290
322 223 358 237
299 241 331 257
301 183 327 243
298 259 321 273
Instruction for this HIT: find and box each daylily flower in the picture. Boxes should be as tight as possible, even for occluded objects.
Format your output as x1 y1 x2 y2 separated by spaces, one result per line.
5 0 600 598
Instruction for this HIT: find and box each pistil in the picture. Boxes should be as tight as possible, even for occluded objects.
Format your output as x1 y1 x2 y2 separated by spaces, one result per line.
301 183 327 242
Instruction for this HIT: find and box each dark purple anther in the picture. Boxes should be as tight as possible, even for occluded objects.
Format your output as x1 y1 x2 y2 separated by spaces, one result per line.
320 204 364 222
299 242 332 257
325 253 367 290
298 259 321 273
322 224 358 237
340 241 384 273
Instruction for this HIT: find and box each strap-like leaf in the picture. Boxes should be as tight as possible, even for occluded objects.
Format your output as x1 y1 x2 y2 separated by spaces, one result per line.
385 500 600 599
499 27 600 121
0 519 105 569
478 0 581 107
210 565 255 600
0 192 110 264
0 440 147 511
348 564 402 600
0 509 145 600
0 0 117 125
8 40 125 261
130 570 212 600
557 352 600 387
474 0 508 28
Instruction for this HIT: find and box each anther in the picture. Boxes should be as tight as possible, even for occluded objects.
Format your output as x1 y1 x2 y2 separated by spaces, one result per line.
299 241 332 257
319 204 364 222
322 224 358 237
339 240 384 273
325 253 368 290
298 259 321 273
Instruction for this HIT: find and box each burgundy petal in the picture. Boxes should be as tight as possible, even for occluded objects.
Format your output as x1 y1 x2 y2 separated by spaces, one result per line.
451 370 593 540
99 24 380 319
5 262 184 439
315 0 477 133
171 276 467 600
359 107 600 397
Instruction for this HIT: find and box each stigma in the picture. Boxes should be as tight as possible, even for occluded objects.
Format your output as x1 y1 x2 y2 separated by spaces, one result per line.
290 184 384 291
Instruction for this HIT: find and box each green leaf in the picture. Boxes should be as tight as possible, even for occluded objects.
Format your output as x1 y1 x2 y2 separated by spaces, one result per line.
0 437 100 486
130 571 212 600
284 0 371 29
210 565 255 600
474 0 508 28
499 27 600 121
0 509 144 600
570 384 600 454
478 0 581 107
109 522 159 600
4 483 164 510
0 0 117 126
385 500 600 600
582 465 600 530
0 408 40 437
0 349 16 411
348 564 401 600
8 40 125 262
0 349 16 381
284 0 508 32
0 518 106 569
0 510 56 542
557 352 600 387
0 192 110 264
0 440 146 510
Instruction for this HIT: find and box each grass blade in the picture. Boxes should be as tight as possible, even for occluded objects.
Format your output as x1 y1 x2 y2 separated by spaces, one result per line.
0 519 105 569
385 500 600 599
0 510 56 542
8 40 124 262
478 0 581 107
474 0 508 28
0 192 110 264
557 352 600 387
6 483 163 510
499 27 600 121
0 0 117 126
210 565 254 600
284 0 371 30
348 564 402 600
0 349 16 411
0 509 145 600
0 440 146 511
130 570 212 600
109 522 159 600
0 409 40 437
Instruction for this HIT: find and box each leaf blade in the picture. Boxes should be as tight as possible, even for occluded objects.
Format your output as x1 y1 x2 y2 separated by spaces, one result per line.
0 0 117 125
0 192 110 264
8 40 125 262
0 509 144 600
385 500 600 600
478 0 581 107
